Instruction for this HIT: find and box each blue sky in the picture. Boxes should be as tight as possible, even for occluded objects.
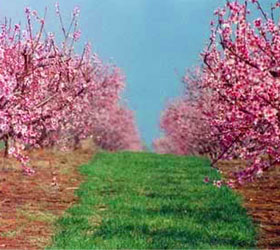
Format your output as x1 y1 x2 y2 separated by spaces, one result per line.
0 0 272 147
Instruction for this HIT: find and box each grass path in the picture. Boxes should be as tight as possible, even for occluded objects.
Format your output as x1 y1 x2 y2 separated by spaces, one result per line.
48 152 256 249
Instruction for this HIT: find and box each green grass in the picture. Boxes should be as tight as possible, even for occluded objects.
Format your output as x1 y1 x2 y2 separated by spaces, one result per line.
48 152 257 249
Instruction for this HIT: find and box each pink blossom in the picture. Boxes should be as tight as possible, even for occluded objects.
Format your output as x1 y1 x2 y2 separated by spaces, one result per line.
73 6 80 17
23 167 35 176
55 2 60 16
73 30 81 41
14 24 20 31
226 180 235 188
254 18 262 28
24 7 31 15
213 180 222 188
32 10 38 16
204 176 210 183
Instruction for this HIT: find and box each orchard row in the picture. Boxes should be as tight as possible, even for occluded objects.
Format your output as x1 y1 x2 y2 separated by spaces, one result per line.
154 0 280 185
0 4 142 174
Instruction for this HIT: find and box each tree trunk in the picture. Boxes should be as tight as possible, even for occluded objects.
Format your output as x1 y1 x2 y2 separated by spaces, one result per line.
3 136 8 158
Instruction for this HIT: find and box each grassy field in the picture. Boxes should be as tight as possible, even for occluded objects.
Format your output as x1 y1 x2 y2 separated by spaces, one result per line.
48 152 257 249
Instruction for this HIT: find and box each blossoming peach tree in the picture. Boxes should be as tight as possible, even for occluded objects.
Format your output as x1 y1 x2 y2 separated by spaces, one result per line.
154 69 221 157
156 0 280 186
92 105 142 152
0 4 142 174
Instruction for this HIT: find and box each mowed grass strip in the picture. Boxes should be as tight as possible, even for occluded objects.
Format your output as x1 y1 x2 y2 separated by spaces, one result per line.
48 152 256 249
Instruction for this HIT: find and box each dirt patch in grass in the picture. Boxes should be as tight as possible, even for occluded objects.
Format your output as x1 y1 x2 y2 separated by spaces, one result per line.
0 143 95 250
218 160 280 249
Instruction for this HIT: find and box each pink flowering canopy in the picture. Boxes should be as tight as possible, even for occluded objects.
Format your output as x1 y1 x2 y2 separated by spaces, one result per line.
158 98 213 156
155 70 220 158
153 137 177 155
201 0 280 183
92 105 143 152
0 5 142 174
155 0 280 185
